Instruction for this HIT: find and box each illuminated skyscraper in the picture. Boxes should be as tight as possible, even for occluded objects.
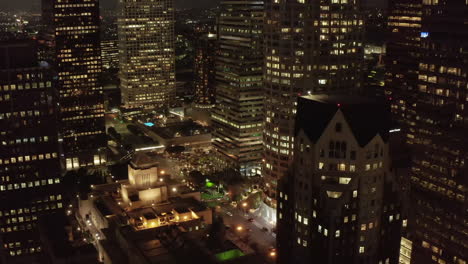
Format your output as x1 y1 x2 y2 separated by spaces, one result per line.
386 0 468 263
262 0 364 213
118 0 176 108
211 0 264 177
51 0 107 170
194 32 216 109
277 95 402 264
0 40 63 261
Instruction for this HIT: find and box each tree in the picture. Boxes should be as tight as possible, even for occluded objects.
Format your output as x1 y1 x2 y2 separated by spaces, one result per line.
207 215 226 249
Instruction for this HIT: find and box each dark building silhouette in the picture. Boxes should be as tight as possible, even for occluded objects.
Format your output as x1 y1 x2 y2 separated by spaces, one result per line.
194 32 216 109
277 95 403 264
0 40 63 261
386 0 468 263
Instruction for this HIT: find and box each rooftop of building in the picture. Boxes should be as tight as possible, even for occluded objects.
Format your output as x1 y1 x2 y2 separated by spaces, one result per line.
148 120 210 139
297 94 391 146
129 152 159 170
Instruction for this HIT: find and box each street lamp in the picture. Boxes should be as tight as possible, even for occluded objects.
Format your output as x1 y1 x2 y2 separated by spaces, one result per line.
236 225 243 231
242 202 248 216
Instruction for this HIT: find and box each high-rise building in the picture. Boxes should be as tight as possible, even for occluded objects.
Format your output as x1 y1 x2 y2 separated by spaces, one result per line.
262 0 365 214
0 40 63 261
211 0 264 177
101 40 119 71
386 1 468 263
194 32 216 109
277 95 403 264
50 0 107 170
118 0 176 108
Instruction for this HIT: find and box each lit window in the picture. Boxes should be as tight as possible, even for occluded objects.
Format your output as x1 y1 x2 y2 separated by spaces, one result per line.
339 177 351 184
353 190 358 198
350 165 356 172
318 162 324 170
338 163 346 171
335 230 340 237
361 224 366 231
359 247 365 254
365 164 371 171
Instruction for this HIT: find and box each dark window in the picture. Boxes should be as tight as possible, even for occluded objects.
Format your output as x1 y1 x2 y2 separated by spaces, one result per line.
350 151 356 160
335 122 342 132
320 149 325 157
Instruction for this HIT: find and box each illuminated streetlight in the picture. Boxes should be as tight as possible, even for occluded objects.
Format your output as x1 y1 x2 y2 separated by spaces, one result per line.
160 170 165 175
242 202 248 207
270 251 276 257
236 226 243 231
172 187 177 192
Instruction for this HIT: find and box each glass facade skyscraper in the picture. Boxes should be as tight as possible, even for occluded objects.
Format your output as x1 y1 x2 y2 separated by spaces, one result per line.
118 0 176 108
211 0 264 177
386 0 468 263
51 0 107 170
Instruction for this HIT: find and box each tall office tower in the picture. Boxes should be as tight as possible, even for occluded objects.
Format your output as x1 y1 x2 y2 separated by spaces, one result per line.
262 0 365 213
277 95 403 264
0 40 63 261
118 0 176 108
101 39 119 70
386 1 468 263
211 0 264 177
194 32 216 109
51 0 107 170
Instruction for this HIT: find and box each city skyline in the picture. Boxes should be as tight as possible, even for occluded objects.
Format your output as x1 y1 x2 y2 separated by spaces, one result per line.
0 0 466 263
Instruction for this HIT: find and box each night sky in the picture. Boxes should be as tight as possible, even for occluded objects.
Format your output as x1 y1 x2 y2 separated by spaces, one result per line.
0 0 386 11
